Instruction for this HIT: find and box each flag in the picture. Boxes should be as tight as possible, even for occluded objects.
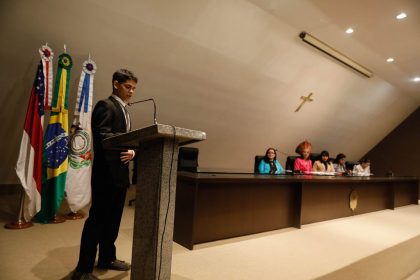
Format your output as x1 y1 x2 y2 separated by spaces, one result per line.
15 62 45 220
36 53 72 223
65 59 97 212
40 45 54 109
15 45 54 221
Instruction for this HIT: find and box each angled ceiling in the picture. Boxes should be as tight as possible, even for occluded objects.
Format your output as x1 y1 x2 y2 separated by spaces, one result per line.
249 0 420 102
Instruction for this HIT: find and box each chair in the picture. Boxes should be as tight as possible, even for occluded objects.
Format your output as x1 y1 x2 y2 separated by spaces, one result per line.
178 147 199 172
309 153 320 163
285 156 299 171
254 155 265 173
345 161 358 171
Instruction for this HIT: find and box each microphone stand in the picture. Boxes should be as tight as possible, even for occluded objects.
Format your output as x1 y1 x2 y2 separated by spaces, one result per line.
128 98 157 125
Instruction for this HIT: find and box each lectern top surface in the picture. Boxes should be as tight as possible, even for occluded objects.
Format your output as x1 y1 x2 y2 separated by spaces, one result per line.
102 123 206 150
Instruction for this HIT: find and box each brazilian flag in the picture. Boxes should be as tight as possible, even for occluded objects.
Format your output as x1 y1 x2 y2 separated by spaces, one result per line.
37 53 72 223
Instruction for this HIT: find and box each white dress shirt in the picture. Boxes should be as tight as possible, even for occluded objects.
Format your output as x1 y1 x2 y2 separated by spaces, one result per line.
353 164 371 176
111 94 135 158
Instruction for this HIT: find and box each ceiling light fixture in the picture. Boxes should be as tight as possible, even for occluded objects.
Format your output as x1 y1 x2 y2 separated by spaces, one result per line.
396 12 407 20
413 77 420 82
299 31 373 78
386 58 394 63
345 28 354 34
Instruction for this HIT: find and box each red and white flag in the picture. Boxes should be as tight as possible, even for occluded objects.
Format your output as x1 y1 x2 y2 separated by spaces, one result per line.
15 45 53 220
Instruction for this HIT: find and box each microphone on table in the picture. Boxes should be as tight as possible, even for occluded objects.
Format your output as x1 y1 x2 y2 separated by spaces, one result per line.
128 98 157 125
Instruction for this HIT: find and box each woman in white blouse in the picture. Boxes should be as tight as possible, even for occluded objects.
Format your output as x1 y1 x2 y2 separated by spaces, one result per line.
333 153 350 175
353 158 371 176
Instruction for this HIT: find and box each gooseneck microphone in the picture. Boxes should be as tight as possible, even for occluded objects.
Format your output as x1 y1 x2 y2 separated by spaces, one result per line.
128 98 157 125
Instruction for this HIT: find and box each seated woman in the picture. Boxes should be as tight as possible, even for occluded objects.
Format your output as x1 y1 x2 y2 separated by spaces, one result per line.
294 140 313 173
312 150 335 172
258 148 284 174
333 153 350 174
353 158 371 176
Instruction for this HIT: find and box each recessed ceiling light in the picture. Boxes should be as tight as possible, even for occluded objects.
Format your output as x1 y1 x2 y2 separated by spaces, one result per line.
386 58 394 63
345 28 354 34
413 77 420 82
396 12 407 20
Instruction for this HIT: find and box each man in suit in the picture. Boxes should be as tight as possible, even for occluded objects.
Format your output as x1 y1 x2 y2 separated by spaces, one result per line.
72 69 138 280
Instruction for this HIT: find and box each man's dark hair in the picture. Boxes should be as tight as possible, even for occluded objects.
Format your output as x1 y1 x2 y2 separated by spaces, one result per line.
360 158 370 164
112 69 138 85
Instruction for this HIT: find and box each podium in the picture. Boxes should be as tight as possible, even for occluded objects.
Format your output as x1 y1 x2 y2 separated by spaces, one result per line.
103 124 206 280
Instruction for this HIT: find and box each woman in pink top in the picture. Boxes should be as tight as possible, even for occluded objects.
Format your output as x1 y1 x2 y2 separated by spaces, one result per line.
294 140 312 173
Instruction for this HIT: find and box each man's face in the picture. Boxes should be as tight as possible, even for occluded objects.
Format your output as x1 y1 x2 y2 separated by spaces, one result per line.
361 162 370 169
113 79 137 104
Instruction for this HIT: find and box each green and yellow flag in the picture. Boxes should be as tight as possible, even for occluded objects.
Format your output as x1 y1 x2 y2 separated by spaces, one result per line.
36 53 72 223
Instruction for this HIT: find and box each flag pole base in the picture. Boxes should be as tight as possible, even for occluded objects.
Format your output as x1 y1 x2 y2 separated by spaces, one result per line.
66 211 85 220
4 220 33 230
49 215 66 224
5 188 33 229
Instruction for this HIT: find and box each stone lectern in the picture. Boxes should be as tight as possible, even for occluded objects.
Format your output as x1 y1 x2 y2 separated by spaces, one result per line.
103 124 206 280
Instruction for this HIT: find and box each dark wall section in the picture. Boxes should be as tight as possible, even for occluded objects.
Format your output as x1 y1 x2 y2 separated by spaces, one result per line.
363 107 420 177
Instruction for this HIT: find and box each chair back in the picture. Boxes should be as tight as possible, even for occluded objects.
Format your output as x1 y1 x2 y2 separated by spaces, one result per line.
178 147 199 172
254 155 265 173
309 153 320 163
345 161 358 171
285 156 299 171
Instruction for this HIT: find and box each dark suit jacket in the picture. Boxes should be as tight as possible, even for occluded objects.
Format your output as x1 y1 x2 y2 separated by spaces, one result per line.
91 97 130 189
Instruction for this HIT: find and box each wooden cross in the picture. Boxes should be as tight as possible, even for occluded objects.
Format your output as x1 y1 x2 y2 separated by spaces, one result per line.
295 92 314 112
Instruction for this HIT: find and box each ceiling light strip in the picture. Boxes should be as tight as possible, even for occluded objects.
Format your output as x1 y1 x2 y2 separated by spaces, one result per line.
299 31 373 78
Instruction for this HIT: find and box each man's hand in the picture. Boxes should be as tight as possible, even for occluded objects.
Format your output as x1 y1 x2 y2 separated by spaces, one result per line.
120 150 135 164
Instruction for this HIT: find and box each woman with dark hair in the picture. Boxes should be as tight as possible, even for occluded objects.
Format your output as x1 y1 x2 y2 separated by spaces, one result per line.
258 148 284 174
313 150 334 172
353 158 371 176
294 140 313 173
333 153 349 174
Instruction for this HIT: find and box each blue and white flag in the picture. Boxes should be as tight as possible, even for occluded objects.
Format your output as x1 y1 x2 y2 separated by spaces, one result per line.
65 59 96 212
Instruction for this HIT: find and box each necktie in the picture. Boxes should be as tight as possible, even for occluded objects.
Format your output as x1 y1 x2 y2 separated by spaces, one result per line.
122 105 131 132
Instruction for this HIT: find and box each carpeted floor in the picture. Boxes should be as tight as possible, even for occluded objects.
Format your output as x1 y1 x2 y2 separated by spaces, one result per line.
1 186 420 280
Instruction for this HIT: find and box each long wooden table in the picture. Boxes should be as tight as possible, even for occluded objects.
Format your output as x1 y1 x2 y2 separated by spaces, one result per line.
173 172 419 249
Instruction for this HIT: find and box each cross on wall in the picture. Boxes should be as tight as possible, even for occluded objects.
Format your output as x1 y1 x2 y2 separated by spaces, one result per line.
295 92 314 112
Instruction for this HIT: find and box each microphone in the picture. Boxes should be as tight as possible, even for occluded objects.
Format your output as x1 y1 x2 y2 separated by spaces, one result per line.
128 98 157 125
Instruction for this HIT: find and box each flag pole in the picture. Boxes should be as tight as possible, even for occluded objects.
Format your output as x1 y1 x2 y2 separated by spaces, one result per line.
4 188 33 229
